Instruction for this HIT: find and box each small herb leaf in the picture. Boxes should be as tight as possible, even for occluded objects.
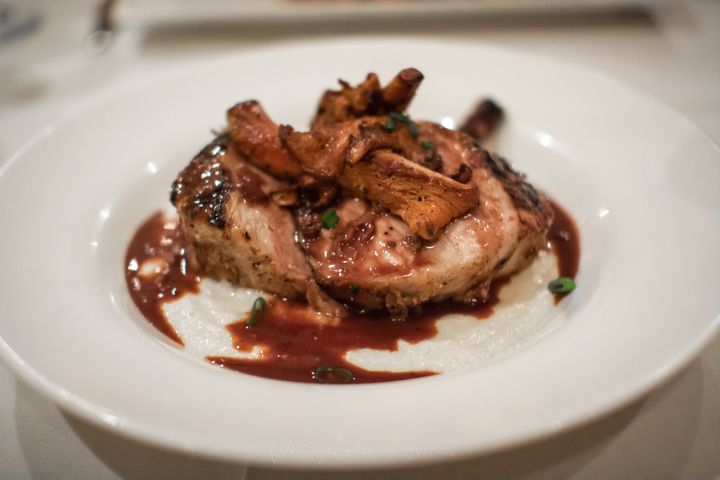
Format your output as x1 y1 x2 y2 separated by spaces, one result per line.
389 111 410 124
384 118 396 131
246 296 267 328
421 140 435 150
388 111 419 137
548 277 576 294
321 209 339 229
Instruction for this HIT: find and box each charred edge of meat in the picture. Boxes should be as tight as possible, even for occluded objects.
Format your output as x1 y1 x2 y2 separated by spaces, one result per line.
171 133 232 229
484 151 553 234
459 98 504 142
484 151 541 210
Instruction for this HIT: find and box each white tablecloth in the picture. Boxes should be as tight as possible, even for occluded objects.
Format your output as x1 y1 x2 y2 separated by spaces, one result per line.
1 1 719 478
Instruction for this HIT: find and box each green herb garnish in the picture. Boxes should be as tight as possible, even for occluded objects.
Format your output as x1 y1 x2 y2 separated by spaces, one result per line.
388 111 419 137
384 118 396 131
349 284 359 294
421 140 435 150
246 296 267 328
313 365 354 384
321 209 339 229
389 111 410 124
548 277 576 294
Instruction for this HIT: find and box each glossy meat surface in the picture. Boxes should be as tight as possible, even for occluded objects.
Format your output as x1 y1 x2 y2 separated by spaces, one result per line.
302 124 552 316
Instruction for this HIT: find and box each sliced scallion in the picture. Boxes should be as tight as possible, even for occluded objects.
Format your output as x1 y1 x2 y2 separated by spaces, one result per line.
389 111 410 124
548 277 576 294
246 296 267 328
388 111 419 137
321 209 339 229
313 365 354 384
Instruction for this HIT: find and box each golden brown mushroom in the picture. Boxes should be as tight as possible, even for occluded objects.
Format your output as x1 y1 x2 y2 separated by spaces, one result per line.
339 150 479 240
311 68 425 128
227 101 302 178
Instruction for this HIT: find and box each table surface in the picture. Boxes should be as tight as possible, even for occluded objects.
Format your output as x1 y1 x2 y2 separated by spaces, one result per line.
1 1 719 478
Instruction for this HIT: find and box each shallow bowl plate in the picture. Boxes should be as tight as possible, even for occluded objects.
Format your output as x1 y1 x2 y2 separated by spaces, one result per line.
0 39 719 468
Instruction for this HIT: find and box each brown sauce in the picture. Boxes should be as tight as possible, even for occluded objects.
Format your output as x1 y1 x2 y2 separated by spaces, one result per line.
207 280 506 384
125 212 200 345
547 200 581 301
125 201 579 383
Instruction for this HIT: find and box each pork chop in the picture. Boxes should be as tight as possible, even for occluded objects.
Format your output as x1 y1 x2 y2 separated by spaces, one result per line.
171 134 312 299
171 69 552 318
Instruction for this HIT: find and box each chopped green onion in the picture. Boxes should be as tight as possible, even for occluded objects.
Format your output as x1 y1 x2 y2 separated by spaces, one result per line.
389 111 410 124
548 277 576 294
321 209 339 229
421 140 435 150
384 118 396 131
313 365 354 384
246 297 267 328
388 111 419 137
349 284 359 294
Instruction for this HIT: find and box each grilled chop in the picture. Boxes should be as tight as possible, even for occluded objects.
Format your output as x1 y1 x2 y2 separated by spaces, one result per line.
171 69 553 317
170 134 311 299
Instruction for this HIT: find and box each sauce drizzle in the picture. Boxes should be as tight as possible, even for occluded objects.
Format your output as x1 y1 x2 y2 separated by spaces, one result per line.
125 212 200 345
207 283 505 384
547 200 581 301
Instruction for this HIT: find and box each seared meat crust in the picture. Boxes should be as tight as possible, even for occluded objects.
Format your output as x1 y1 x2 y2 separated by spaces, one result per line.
172 134 311 299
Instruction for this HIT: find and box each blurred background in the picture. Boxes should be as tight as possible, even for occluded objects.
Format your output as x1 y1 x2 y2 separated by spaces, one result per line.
1 1 719 478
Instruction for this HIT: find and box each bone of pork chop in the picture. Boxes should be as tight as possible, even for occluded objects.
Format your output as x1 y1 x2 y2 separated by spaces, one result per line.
171 134 311 299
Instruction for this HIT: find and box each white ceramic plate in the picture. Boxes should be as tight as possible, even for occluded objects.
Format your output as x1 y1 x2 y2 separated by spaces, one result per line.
1 39 719 468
